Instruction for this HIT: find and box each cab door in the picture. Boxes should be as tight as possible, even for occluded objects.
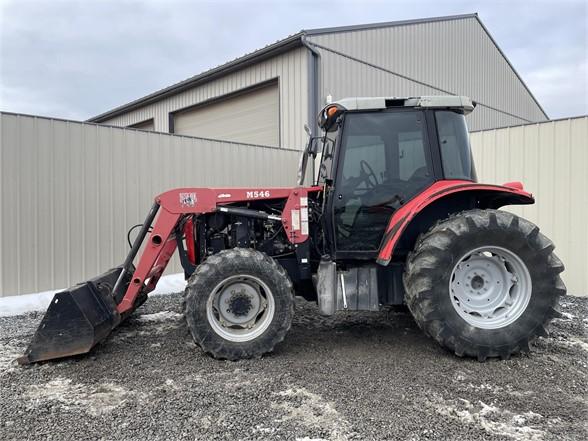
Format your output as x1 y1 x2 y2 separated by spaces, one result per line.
330 110 434 257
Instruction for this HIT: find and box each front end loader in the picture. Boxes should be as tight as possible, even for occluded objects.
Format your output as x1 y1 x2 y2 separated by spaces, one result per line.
20 95 565 364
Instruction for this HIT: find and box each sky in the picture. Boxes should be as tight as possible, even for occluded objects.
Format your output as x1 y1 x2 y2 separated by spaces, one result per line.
0 0 586 121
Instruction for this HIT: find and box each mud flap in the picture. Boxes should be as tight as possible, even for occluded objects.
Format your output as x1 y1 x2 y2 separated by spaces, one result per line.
18 266 133 365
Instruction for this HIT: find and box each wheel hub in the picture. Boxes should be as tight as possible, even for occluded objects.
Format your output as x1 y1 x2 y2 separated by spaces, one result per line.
449 246 532 329
227 292 253 317
471 275 484 290
207 275 275 342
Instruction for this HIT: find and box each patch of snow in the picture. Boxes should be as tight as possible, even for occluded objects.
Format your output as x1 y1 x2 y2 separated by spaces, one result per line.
150 273 187 295
253 424 277 435
112 325 179 340
564 338 588 352
454 371 467 381
430 396 546 441
0 342 22 375
464 383 534 397
0 273 186 317
111 311 184 340
553 336 588 352
163 378 180 391
0 289 60 317
198 415 212 430
273 387 353 441
135 311 183 322
24 377 142 416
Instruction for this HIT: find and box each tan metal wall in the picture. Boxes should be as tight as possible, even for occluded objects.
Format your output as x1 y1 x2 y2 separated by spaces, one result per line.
100 47 309 151
470 117 588 296
0 112 300 297
3 112 584 297
307 15 547 131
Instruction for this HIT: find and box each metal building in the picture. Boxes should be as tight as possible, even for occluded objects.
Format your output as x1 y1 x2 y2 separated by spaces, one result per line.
88 13 548 149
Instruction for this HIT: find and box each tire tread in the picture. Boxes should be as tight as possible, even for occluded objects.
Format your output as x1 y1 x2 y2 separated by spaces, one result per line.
183 248 294 360
404 209 565 361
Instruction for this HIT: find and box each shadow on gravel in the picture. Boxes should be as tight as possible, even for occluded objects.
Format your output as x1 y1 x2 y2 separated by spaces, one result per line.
1 294 586 441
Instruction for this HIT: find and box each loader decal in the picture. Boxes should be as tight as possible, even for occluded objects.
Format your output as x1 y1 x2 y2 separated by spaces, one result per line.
246 190 271 199
179 192 197 207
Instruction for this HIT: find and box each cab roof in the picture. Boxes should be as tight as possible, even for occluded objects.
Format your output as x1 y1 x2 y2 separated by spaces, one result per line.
331 96 476 115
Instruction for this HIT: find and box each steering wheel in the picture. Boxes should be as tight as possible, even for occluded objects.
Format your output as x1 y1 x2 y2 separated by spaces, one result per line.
360 160 379 188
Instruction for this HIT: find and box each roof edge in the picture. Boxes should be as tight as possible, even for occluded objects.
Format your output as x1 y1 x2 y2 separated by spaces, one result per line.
88 14 480 123
88 32 304 122
88 12 548 124
303 13 479 36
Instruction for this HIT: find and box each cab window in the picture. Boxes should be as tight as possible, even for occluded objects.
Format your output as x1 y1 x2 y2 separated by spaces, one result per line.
435 111 477 181
334 111 433 252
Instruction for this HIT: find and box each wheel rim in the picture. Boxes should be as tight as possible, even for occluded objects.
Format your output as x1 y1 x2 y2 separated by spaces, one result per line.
449 246 532 330
206 274 275 342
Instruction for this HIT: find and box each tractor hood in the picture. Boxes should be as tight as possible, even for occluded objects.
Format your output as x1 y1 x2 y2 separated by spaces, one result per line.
155 186 322 214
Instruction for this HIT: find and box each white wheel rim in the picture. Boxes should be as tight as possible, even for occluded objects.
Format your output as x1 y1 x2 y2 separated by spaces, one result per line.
206 274 275 342
449 246 532 330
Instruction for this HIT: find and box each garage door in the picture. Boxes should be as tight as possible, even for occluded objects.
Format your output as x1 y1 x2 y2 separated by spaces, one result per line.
128 119 155 131
172 83 279 146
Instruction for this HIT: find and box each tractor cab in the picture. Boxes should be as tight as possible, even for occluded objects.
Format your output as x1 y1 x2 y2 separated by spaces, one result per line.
299 96 478 258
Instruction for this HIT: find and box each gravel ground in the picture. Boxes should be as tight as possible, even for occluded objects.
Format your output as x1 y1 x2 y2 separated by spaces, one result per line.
0 294 586 441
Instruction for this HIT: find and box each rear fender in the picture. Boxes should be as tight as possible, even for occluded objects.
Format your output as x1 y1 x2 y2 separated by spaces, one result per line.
377 180 534 265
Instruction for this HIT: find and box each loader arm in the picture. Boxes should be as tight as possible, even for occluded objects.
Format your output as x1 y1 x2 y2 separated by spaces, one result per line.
115 203 182 314
19 185 320 364
116 186 319 314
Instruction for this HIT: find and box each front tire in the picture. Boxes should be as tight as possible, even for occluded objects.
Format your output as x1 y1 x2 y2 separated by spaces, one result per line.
183 248 294 360
404 209 565 361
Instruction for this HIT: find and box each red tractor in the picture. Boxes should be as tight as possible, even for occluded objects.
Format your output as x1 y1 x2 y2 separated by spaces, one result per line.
20 96 565 364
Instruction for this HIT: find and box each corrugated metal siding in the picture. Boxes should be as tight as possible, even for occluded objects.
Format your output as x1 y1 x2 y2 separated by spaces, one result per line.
173 82 279 145
96 17 546 140
470 117 588 296
100 47 308 151
307 16 547 131
0 113 301 297
129 119 155 130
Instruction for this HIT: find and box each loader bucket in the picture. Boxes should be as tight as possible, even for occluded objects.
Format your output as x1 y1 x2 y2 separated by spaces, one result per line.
18 266 132 365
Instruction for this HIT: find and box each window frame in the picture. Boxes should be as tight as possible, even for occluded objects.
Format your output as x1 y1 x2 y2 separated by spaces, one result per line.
328 108 439 258
432 110 477 182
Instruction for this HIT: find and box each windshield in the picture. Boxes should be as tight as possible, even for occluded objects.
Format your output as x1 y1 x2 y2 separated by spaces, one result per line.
337 111 433 199
435 111 477 181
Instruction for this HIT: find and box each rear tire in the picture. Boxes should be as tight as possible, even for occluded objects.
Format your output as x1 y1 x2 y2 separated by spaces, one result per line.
183 248 294 360
403 209 565 361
